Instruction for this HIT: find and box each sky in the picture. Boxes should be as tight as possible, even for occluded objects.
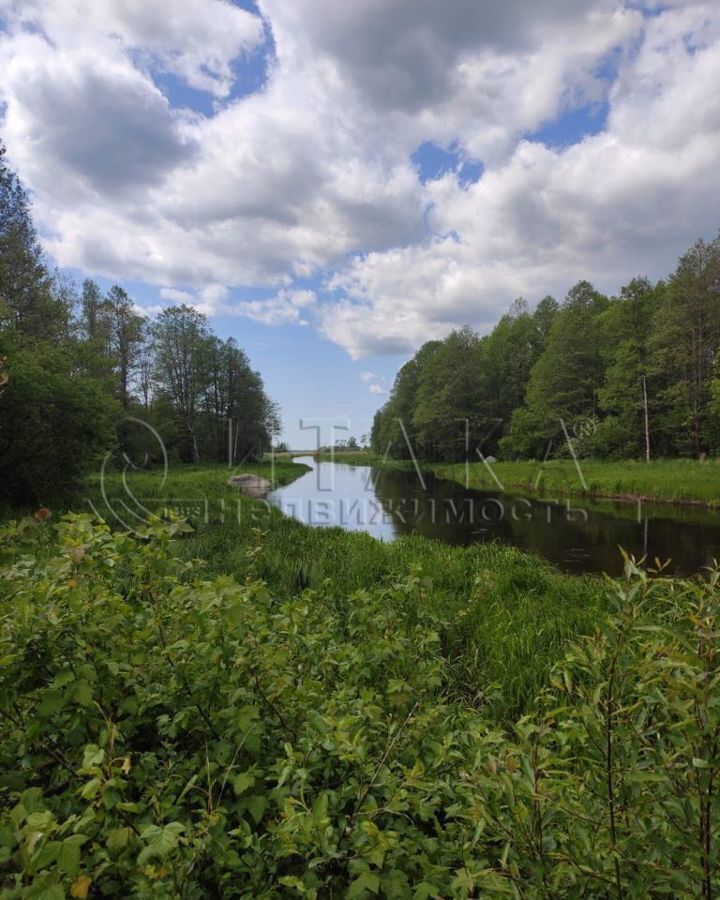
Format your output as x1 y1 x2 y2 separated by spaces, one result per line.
1 0 719 447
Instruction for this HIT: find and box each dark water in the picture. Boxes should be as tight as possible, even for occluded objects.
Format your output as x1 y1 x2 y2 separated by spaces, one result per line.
267 457 720 576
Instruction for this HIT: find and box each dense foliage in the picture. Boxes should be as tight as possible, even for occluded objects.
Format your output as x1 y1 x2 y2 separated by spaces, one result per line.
1 513 719 897
372 241 720 462
0 142 279 507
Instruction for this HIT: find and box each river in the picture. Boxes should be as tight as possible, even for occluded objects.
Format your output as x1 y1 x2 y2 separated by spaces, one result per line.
266 456 720 575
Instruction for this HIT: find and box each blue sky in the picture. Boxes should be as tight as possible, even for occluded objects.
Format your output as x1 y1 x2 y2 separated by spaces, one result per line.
66 22 622 449
1 0 718 447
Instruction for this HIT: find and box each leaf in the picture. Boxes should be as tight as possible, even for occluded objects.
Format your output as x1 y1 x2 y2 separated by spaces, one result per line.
57 840 81 875
71 680 93 707
232 771 255 796
37 691 64 717
414 883 439 900
106 827 132 854
348 872 381 898
79 778 102 800
31 887 65 900
32 841 59 870
225 602 245 627
278 876 309 893
247 795 266 825
70 875 92 899
138 822 185 864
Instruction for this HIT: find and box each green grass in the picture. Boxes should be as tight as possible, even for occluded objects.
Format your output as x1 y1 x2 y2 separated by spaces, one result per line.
314 453 720 506
433 457 720 506
86 459 611 721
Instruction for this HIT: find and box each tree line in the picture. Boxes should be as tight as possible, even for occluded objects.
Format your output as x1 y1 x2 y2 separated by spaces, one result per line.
372 236 720 462
0 142 279 506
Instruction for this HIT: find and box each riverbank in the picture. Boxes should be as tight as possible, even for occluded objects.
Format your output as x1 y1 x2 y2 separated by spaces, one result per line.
86 458 610 719
313 453 720 506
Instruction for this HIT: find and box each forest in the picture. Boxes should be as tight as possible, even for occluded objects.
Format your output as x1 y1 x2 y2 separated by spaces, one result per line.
371 242 720 463
0 143 279 508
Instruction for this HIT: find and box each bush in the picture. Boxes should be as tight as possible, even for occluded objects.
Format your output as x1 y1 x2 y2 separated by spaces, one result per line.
1 516 719 897
0 349 118 507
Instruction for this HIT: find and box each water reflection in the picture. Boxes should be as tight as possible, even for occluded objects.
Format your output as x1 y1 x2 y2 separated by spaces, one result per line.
266 457 720 575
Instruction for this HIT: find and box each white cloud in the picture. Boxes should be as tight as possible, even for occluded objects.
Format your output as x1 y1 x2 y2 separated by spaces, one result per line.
320 3 720 356
0 0 719 358
0 0 264 97
160 287 194 304
369 383 386 395
0 36 195 200
230 289 317 325
359 371 376 383
262 0 643 164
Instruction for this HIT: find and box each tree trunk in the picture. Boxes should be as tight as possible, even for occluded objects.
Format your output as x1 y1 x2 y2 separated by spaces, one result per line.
191 430 200 464
642 375 650 463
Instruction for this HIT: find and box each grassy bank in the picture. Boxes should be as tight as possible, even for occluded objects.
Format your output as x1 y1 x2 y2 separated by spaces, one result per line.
315 453 720 506
434 457 720 506
87 460 608 719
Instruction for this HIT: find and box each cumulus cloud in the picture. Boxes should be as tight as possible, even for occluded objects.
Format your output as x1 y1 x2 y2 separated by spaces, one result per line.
262 0 642 162
0 41 194 197
320 3 720 356
160 287 194 304
229 289 317 326
369 383 386 396
0 0 264 97
0 0 719 357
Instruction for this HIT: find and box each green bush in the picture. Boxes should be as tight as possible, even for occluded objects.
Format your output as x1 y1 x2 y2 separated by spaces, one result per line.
0 349 118 507
1 516 719 897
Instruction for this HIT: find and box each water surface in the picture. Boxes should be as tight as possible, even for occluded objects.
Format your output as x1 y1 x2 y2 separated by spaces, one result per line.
267 457 720 575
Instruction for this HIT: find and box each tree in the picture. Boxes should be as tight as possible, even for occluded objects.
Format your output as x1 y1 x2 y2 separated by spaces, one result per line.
80 279 106 343
503 282 609 458
199 336 279 463
413 327 485 461
0 147 119 506
371 341 442 457
0 347 118 506
135 320 154 410
475 297 558 451
591 278 661 459
708 353 720 453
0 140 280 501
151 305 210 463
0 143 68 341
105 285 145 409
649 236 720 457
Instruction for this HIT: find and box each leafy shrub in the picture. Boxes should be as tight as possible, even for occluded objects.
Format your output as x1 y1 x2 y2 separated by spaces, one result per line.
0 349 118 507
1 516 719 897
